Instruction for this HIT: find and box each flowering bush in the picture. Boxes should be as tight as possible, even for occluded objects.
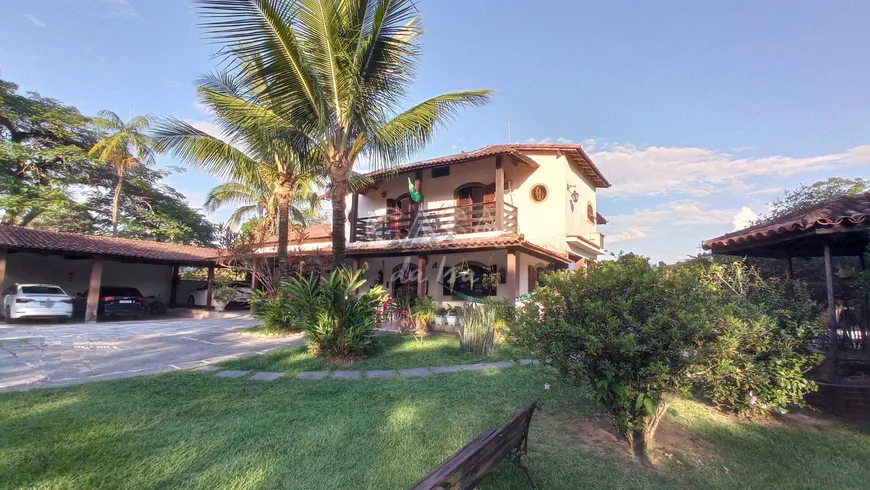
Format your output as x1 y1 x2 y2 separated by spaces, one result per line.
250 288 301 331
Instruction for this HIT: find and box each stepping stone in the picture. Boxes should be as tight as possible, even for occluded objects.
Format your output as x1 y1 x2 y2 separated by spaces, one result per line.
399 368 431 377
248 372 284 381
195 365 220 372
297 371 328 380
366 370 397 378
430 365 464 374
460 363 489 371
518 359 539 366
331 370 361 379
215 370 248 378
487 361 515 369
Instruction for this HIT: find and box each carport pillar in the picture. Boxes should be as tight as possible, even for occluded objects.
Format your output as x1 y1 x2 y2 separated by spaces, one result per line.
0 248 7 290
85 257 104 323
417 255 427 298
205 265 215 310
823 241 838 381
785 256 794 280
506 250 518 303
169 266 180 308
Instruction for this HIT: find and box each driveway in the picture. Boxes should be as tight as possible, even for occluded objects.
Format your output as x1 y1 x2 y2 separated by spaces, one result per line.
0 316 304 392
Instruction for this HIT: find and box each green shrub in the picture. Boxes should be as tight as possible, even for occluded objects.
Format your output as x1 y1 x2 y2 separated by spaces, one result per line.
212 286 238 304
250 288 301 332
694 262 824 415
457 302 497 356
509 254 824 459
283 267 389 359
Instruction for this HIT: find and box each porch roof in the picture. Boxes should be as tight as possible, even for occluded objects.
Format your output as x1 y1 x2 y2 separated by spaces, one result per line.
0 225 222 266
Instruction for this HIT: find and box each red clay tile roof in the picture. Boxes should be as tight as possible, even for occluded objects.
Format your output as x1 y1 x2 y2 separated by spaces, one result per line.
0 225 222 264
264 223 332 245
364 144 610 188
702 193 870 250
346 233 571 264
596 212 608 225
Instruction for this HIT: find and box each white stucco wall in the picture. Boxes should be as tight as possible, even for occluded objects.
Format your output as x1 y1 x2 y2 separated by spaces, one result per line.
3 252 174 300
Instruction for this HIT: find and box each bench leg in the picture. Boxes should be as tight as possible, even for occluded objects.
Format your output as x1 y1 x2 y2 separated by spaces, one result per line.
509 451 537 489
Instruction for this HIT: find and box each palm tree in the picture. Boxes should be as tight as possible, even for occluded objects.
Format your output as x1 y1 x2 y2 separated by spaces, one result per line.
89 110 155 236
194 0 493 265
152 69 324 276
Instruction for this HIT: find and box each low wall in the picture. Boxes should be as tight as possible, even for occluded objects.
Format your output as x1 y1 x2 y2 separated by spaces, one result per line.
805 382 870 419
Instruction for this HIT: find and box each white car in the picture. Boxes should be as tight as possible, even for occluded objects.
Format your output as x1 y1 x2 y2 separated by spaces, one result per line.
187 282 252 307
2 284 74 322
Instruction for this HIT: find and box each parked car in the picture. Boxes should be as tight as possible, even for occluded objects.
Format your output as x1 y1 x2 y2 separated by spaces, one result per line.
187 282 252 308
72 286 145 320
1 284 74 322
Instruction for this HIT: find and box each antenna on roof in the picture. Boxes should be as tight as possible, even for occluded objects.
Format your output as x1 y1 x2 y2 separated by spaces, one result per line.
507 117 511 143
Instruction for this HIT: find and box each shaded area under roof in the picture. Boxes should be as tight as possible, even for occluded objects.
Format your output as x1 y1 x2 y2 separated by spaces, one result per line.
0 225 222 265
702 193 870 258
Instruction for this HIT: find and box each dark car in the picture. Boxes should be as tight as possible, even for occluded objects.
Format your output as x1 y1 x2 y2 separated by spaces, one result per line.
73 286 145 320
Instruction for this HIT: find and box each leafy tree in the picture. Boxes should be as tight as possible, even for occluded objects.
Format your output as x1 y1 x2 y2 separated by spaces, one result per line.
194 0 493 265
510 254 822 460
89 110 156 235
762 177 869 221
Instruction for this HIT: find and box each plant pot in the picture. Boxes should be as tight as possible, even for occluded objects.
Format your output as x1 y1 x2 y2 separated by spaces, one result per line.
213 301 227 312
435 315 445 326
446 315 457 327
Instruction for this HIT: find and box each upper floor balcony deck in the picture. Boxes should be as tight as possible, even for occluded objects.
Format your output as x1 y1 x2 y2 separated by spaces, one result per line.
352 202 518 242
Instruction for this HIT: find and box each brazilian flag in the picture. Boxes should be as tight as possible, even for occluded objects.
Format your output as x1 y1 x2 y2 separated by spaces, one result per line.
408 178 421 202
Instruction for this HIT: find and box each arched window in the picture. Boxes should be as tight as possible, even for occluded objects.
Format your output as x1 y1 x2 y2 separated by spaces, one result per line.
587 202 595 223
441 261 497 298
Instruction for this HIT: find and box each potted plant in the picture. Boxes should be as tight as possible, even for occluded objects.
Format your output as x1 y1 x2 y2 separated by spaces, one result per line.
411 297 437 343
212 286 238 312
435 307 447 326
446 305 459 328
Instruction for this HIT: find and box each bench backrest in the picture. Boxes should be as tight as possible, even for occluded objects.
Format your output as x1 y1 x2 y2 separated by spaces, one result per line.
408 400 538 490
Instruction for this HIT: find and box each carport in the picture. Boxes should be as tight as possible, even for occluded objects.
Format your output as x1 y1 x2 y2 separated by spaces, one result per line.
0 225 223 322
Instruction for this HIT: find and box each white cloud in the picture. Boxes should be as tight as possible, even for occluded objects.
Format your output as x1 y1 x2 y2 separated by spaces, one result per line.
92 0 137 18
525 136 575 145
607 228 647 244
591 142 869 197
23 14 45 27
731 206 758 231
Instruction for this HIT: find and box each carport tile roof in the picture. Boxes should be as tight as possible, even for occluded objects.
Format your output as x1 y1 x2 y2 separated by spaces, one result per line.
0 225 222 264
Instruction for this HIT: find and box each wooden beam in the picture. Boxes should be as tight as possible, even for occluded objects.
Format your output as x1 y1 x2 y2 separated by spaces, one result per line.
785 256 794 280
206 264 215 310
495 155 504 230
0 249 7 291
506 250 518 303
349 192 359 243
417 255 427 298
169 265 180 308
85 257 104 323
823 241 838 381
860 254 869 353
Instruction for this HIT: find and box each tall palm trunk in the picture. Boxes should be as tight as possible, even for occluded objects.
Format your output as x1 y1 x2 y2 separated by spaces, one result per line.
330 175 349 267
275 185 292 280
111 166 124 236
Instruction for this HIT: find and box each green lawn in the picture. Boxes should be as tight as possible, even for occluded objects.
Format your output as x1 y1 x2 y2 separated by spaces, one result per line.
2 364 869 489
219 332 512 374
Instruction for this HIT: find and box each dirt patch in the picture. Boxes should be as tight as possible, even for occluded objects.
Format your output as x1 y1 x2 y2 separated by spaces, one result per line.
533 409 630 457
653 416 718 467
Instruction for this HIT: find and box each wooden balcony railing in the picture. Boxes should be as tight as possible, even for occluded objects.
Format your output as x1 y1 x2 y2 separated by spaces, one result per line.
353 203 518 242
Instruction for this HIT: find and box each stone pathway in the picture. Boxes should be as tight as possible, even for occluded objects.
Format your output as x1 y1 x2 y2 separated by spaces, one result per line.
202 359 540 382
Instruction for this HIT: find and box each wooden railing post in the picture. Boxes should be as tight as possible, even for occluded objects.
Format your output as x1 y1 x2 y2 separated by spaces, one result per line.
349 192 359 243
495 156 505 230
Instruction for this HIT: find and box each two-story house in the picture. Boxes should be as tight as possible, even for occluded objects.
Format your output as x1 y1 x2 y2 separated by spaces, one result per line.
275 143 610 308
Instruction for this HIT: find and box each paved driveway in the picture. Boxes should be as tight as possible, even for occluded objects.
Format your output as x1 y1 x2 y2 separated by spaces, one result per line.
0 316 304 392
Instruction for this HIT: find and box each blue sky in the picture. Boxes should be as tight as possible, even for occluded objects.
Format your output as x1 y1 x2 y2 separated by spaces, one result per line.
2 0 869 262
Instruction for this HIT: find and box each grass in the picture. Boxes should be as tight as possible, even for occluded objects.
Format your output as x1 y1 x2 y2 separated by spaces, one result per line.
2 363 869 489
218 332 512 375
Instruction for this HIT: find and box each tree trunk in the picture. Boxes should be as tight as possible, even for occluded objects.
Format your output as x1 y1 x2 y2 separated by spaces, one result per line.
331 177 349 267
276 191 291 280
626 393 674 462
111 167 123 236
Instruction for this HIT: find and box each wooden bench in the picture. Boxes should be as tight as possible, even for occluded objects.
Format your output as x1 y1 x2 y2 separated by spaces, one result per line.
408 400 540 490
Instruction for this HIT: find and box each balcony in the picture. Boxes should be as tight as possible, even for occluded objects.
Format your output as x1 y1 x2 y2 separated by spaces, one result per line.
353 203 518 242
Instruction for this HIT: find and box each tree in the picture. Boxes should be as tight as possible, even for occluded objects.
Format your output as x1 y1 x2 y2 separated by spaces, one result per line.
89 110 156 236
194 0 493 266
153 68 324 276
762 177 869 221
